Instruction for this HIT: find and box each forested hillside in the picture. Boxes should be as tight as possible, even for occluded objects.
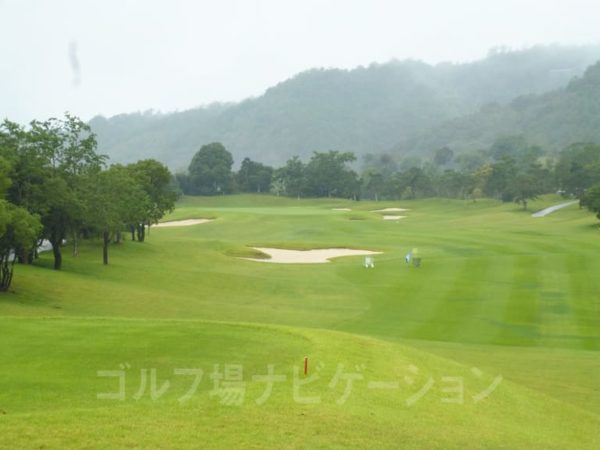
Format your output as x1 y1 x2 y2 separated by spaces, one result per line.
90 45 600 169
396 60 600 156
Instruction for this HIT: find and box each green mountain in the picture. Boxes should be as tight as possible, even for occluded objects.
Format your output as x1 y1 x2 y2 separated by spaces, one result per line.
394 60 600 156
90 45 600 169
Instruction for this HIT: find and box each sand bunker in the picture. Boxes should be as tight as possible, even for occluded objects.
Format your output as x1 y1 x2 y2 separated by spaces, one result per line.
372 207 409 212
383 215 406 220
245 247 382 264
154 219 214 228
332 208 352 211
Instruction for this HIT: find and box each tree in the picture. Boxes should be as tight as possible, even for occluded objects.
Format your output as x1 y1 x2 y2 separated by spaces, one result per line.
126 159 177 241
485 156 517 200
437 170 467 198
0 115 105 269
468 164 493 201
304 151 359 198
581 184 600 220
555 143 600 198
187 142 234 195
36 176 81 268
82 166 148 265
0 202 41 291
174 172 191 195
0 157 41 291
236 157 273 193
272 156 305 198
508 172 542 210
396 166 434 199
37 116 105 268
361 169 385 201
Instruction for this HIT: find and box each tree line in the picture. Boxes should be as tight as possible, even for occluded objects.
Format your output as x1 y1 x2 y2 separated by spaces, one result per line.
176 138 600 218
0 115 177 292
176 143 361 199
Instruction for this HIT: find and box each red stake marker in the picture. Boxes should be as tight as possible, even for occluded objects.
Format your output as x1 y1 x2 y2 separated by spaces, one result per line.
304 356 308 375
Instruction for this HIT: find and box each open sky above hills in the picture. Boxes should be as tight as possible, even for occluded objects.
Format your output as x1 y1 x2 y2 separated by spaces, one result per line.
1 0 600 123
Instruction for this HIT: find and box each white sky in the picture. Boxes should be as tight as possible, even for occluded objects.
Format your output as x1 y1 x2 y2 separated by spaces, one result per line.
1 0 599 123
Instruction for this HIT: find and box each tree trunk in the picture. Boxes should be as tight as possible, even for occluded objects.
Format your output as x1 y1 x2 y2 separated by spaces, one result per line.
103 231 110 265
49 237 62 270
130 224 136 241
136 223 145 242
0 257 15 292
72 232 79 257
35 238 44 259
114 231 121 244
16 248 25 264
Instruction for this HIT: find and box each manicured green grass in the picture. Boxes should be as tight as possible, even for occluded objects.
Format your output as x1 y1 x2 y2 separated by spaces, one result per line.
0 194 598 448
0 317 598 449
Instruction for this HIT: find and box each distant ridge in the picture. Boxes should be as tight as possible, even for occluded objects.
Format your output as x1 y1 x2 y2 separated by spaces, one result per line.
89 44 600 168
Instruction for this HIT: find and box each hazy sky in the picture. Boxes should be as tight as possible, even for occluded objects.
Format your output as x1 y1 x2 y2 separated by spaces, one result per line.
1 0 599 123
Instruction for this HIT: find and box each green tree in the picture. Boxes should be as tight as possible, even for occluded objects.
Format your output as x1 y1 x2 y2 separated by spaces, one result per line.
396 166 434 199
304 151 359 198
437 170 467 198
82 166 148 265
361 169 385 201
236 158 273 193
485 156 517 200
127 159 177 241
187 142 234 195
468 164 493 201
272 156 305 198
555 143 600 198
0 202 42 291
0 115 105 269
508 172 542 210
0 157 41 291
581 184 600 220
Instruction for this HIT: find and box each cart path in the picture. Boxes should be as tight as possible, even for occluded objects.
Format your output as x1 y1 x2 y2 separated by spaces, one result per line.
531 200 578 217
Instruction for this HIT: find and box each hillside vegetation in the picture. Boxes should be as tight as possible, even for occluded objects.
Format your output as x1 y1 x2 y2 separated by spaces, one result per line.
397 60 600 155
90 45 600 169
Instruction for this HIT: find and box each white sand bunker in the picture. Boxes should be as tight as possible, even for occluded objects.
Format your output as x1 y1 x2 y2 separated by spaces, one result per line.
383 215 406 220
245 247 382 264
332 208 352 211
154 219 214 228
372 207 409 212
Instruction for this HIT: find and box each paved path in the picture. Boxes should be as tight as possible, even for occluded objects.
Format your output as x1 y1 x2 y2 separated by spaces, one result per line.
531 200 578 217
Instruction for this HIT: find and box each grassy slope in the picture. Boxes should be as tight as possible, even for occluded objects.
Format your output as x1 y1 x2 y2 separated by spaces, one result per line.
0 318 597 449
0 194 599 448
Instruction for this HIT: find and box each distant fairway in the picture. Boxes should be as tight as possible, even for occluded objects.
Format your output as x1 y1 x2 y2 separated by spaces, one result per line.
1 194 598 448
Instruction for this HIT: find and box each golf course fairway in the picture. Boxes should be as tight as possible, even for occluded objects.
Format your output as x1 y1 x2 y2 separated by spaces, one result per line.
1 194 598 448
